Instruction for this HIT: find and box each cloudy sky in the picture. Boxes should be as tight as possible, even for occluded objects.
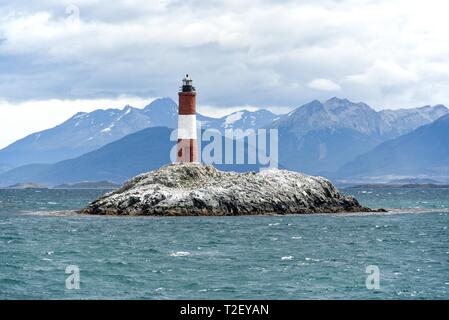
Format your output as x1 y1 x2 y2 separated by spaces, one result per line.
1 0 449 147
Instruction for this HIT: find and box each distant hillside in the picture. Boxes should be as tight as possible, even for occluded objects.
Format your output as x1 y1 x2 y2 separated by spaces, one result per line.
54 181 121 189
337 114 449 178
388 178 443 184
346 183 449 189
5 182 48 189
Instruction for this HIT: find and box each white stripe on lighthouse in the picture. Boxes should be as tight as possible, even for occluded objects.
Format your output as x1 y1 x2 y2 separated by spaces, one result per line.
177 114 197 139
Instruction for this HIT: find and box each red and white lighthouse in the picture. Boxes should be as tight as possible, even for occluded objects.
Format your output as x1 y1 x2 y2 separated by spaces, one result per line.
177 74 198 163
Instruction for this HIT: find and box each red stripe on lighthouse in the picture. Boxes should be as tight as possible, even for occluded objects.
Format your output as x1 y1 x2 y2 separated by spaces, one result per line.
177 75 198 163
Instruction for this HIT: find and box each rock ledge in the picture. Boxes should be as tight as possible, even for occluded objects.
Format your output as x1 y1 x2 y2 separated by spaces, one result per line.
79 163 377 216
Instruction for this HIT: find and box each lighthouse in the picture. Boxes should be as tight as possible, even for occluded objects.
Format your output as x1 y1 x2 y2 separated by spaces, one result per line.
177 74 198 163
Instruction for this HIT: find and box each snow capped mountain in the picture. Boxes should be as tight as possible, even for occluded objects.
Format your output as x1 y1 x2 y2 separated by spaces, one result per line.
65 104 151 148
142 97 178 128
271 98 381 140
272 97 448 140
200 109 279 133
378 104 449 139
0 98 177 167
271 97 448 174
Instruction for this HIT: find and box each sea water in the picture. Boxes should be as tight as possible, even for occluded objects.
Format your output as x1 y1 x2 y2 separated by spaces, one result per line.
0 188 448 299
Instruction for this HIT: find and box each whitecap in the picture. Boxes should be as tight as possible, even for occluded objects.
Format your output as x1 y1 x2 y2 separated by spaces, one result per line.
281 256 294 260
291 236 302 239
170 251 191 257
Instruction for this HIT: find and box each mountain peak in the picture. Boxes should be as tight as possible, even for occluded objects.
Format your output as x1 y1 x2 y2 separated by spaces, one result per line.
70 112 88 120
324 97 370 108
326 97 351 104
429 104 448 112
144 97 177 110
295 99 324 112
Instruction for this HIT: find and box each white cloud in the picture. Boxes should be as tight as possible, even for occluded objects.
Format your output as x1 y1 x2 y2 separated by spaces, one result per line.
346 60 418 86
1 0 449 145
308 78 341 91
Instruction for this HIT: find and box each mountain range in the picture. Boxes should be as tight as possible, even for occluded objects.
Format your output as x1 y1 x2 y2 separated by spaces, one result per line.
0 98 178 169
0 98 279 170
271 98 448 173
0 97 447 186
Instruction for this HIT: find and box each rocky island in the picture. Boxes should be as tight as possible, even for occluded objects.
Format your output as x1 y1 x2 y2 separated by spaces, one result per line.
6 182 48 189
79 163 379 216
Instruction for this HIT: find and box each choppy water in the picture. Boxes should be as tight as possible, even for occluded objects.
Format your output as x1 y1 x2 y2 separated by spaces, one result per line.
1 188 449 299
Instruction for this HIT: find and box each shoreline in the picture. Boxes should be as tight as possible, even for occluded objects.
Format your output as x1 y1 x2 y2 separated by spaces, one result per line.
12 207 449 218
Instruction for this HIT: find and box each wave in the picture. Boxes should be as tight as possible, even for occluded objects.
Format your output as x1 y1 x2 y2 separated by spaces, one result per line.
169 251 191 257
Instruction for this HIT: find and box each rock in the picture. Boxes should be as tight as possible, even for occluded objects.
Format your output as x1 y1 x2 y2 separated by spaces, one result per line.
79 163 378 216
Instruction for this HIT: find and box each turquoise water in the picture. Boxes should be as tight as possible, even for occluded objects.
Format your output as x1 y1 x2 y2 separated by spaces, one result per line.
1 188 449 299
